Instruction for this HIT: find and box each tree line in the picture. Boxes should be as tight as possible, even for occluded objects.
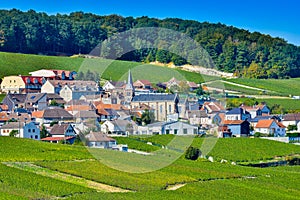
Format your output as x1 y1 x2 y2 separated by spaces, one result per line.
1 9 300 78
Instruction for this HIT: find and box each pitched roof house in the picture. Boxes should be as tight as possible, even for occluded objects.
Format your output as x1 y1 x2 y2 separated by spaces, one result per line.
24 93 47 112
225 108 251 121
1 75 46 94
41 124 76 144
29 69 76 80
32 107 74 124
85 132 117 148
2 94 27 111
223 120 250 137
255 119 286 137
0 121 40 140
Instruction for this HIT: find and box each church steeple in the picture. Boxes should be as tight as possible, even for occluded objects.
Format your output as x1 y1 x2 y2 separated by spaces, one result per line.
124 69 134 104
125 69 134 91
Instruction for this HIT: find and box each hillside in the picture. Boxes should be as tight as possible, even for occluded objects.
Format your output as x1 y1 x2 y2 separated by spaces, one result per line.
0 52 217 83
0 136 300 199
0 9 300 78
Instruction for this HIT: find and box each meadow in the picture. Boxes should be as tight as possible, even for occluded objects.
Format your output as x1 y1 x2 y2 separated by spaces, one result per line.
0 136 299 199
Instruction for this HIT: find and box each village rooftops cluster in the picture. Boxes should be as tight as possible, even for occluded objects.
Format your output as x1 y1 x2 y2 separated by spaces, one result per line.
0 69 296 147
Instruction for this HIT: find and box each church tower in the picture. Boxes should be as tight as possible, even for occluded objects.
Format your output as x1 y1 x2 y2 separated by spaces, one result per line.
124 69 134 104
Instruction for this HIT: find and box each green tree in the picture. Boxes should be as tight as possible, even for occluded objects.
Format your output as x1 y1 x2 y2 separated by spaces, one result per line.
40 124 50 139
9 130 18 137
141 109 155 125
185 146 201 160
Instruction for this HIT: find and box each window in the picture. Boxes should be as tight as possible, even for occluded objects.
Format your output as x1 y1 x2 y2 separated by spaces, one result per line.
33 129 35 133
28 129 31 132
183 129 188 134
169 105 172 113
166 129 170 134
30 135 33 138
174 129 178 135
193 129 197 134
35 135 38 139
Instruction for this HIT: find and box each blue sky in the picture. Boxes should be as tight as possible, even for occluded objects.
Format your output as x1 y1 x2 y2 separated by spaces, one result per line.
2 0 300 46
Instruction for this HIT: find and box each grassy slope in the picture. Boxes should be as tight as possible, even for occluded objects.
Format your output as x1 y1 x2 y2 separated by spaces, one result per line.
0 136 300 199
0 52 215 84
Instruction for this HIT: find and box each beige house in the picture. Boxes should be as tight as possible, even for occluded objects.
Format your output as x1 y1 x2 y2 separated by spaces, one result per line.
1 76 45 94
1 76 26 93
131 94 179 122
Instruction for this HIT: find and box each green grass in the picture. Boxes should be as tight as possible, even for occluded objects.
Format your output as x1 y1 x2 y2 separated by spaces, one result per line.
0 94 5 102
205 138 300 162
225 77 300 96
1 136 300 199
114 137 160 152
0 136 92 161
0 163 94 199
0 52 217 84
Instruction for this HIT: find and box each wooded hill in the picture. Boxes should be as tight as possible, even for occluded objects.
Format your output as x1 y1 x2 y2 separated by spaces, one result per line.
0 9 300 78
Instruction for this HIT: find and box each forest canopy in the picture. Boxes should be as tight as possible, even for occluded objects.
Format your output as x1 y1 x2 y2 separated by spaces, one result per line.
0 9 300 79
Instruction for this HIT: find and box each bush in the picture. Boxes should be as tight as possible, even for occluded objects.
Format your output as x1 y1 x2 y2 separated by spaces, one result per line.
185 146 201 160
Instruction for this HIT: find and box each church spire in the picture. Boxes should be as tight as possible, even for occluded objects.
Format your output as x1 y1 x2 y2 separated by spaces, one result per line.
125 69 134 90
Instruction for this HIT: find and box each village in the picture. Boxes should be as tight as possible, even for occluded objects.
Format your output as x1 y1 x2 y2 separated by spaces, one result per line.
0 69 299 150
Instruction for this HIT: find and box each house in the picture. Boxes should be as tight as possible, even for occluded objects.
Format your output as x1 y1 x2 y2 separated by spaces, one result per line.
255 119 286 137
74 110 99 123
143 121 198 135
101 119 137 136
249 115 277 128
0 75 45 94
258 103 271 116
218 125 233 138
42 80 100 95
46 93 66 106
41 124 76 144
32 107 74 124
282 113 300 129
225 108 251 121
0 121 40 140
240 105 263 119
96 102 125 121
177 98 189 119
133 80 153 90
201 101 225 114
85 132 117 148
24 93 47 112
59 81 101 102
223 120 250 137
187 110 210 126
2 94 27 111
29 69 76 80
131 93 179 122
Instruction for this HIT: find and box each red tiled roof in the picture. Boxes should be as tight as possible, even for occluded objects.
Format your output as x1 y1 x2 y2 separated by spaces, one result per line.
21 76 44 85
41 136 75 141
66 105 92 112
224 120 245 125
134 80 152 86
0 112 9 121
32 111 44 118
255 119 285 128
0 104 8 111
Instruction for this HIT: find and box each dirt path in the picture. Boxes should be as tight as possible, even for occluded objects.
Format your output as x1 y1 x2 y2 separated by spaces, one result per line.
166 183 186 191
3 162 130 193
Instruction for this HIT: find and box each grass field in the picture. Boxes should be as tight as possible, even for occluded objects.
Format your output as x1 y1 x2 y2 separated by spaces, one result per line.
0 52 217 84
0 136 300 199
225 77 300 96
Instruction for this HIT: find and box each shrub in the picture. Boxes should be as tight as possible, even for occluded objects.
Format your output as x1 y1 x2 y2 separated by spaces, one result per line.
185 146 201 160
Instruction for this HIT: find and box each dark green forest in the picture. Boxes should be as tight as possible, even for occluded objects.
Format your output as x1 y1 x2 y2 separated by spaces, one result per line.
1 9 300 78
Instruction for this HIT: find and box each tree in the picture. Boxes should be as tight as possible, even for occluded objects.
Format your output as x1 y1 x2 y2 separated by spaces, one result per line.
141 109 155 125
40 124 50 139
185 146 201 160
9 130 18 137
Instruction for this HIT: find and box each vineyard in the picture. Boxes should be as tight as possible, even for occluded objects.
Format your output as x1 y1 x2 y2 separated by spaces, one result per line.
0 136 300 199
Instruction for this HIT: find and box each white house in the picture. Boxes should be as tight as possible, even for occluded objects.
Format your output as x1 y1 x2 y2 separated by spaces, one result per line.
85 132 117 148
141 121 198 135
101 119 137 136
0 121 40 140
255 119 286 137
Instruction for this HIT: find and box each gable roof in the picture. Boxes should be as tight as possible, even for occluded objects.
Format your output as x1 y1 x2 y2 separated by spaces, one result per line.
255 119 286 128
0 104 8 111
32 107 73 119
0 122 19 129
7 94 27 104
132 94 177 102
25 93 46 103
0 112 9 122
50 124 73 135
226 107 249 115
74 111 99 118
133 80 152 87
188 110 208 118
201 101 225 113
283 113 300 121
85 132 116 142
